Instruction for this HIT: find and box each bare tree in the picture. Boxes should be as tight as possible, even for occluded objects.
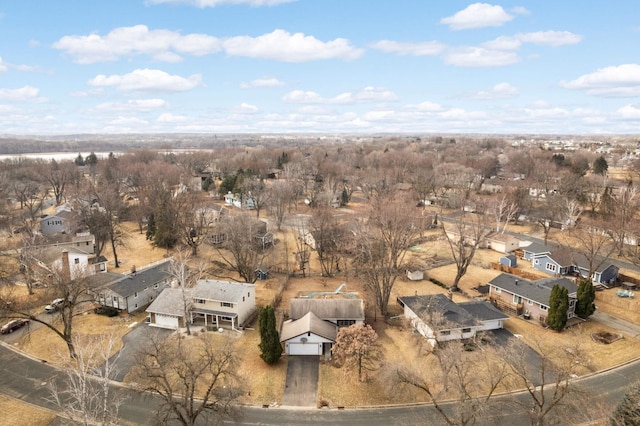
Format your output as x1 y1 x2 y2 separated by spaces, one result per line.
167 250 206 336
395 339 508 426
332 323 383 382
563 217 615 282
267 180 296 231
0 263 91 358
487 193 518 233
49 333 123 425
241 177 270 218
309 207 346 277
215 213 268 283
499 335 601 426
605 185 639 256
353 195 422 318
131 332 242 426
39 159 77 205
443 212 491 292
175 192 217 256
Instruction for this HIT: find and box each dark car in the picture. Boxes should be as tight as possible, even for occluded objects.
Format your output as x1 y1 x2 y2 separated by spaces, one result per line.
1 319 29 334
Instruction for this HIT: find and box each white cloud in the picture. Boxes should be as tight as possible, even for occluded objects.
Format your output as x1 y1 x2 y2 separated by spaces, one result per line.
146 0 295 7
0 57 7 73
482 36 522 50
616 104 640 119
53 25 221 63
440 3 513 30
235 102 258 113
369 40 446 56
70 88 105 97
560 64 640 97
88 69 203 92
471 82 519 99
516 31 582 47
0 86 46 102
240 77 285 88
157 112 189 123
444 47 519 67
404 101 443 112
283 86 397 104
511 6 530 15
222 29 363 62
95 99 169 112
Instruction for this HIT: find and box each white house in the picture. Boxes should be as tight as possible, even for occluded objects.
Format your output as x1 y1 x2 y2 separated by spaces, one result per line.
398 294 508 347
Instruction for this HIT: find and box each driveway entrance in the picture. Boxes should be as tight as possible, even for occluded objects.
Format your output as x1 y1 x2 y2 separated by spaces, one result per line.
281 356 319 407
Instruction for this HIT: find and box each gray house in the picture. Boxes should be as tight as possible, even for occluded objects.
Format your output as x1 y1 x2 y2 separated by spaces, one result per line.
93 259 174 313
529 245 619 285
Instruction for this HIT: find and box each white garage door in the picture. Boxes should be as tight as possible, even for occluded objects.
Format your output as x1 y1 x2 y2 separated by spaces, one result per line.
288 342 322 356
154 314 179 329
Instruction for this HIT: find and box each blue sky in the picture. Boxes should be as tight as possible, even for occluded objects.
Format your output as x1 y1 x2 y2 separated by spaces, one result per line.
1 0 639 134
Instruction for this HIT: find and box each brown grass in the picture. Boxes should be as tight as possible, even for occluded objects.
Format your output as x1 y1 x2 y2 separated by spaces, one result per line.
0 395 57 426
595 288 640 324
16 310 145 363
106 221 167 272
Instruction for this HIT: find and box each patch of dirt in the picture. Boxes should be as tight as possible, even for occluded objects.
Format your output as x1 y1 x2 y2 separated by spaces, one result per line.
591 331 623 344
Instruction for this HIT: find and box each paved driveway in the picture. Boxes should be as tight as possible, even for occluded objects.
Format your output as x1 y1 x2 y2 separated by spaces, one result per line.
281 356 319 407
104 322 172 382
489 328 548 386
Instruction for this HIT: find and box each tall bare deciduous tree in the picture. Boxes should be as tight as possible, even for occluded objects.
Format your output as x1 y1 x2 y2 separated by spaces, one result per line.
167 249 206 336
215 213 267 283
131 332 242 426
443 212 491 292
353 195 422 318
49 333 123 425
267 180 296 231
309 207 346 277
395 339 508 426
0 264 91 358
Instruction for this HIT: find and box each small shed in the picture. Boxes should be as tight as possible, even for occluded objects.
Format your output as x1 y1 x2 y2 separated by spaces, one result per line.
254 267 269 281
406 269 424 281
499 254 517 268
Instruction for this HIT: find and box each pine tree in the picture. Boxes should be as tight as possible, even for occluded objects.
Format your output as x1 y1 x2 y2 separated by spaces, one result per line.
146 213 156 240
611 380 640 425
547 285 569 331
575 279 596 318
258 305 282 365
592 155 608 175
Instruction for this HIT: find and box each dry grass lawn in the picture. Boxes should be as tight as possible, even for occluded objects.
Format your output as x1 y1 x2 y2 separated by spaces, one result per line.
0 395 57 426
106 221 167 272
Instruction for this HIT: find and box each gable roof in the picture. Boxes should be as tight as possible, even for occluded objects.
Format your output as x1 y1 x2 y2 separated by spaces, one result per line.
524 241 552 255
146 288 189 317
399 294 477 328
280 311 338 342
545 246 575 267
193 279 253 303
289 298 365 321
488 273 578 306
105 260 172 297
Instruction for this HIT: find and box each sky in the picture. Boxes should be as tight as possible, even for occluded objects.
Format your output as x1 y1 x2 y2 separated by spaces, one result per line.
1 0 640 135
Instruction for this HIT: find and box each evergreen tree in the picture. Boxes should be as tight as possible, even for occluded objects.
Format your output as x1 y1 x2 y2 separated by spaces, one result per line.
74 153 85 166
258 305 282 365
146 213 156 240
575 279 596 318
547 285 569 331
341 187 349 206
201 175 214 192
85 151 98 166
592 155 608 175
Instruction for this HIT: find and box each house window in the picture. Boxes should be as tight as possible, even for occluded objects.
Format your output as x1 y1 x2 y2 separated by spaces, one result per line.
440 330 451 336
527 299 533 305
546 263 557 273
569 300 575 307
74 258 80 264
337 320 356 327
113 296 118 302
153 284 159 289
462 328 471 333
494 287 501 293
248 292 250 298
134 303 138 309
221 316 233 321
221 302 233 308
513 295 522 304
134 292 138 298
242 297 245 302
194 299 205 304
540 304 548 311
534 259 540 265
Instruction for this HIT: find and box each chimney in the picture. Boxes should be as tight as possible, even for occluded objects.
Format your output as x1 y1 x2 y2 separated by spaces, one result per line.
61 250 71 281
515 279 518 286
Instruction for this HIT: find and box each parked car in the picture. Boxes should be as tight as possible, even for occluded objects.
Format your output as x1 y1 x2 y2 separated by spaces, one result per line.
45 298 65 314
1 319 29 334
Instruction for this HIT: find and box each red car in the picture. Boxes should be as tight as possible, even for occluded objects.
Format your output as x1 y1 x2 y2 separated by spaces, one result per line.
1 319 29 334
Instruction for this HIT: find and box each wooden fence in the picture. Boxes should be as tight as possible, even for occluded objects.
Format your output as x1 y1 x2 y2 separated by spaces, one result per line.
489 262 545 281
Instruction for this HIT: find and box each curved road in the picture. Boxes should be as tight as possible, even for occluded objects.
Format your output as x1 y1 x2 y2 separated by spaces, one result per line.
0 343 639 425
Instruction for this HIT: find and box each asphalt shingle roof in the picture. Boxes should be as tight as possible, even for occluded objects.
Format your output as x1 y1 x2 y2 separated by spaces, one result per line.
398 294 477 328
458 300 509 322
193 279 253 303
488 273 577 306
280 311 337 342
146 288 189 316
289 298 365 321
106 260 172 297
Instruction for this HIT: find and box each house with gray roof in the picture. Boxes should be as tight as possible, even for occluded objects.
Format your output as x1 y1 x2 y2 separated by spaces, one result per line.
289 298 365 327
92 259 174 314
398 294 508 346
488 273 578 325
146 279 256 330
280 311 337 356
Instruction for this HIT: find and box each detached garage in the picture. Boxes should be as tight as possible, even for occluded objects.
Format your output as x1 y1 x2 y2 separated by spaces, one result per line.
280 311 337 357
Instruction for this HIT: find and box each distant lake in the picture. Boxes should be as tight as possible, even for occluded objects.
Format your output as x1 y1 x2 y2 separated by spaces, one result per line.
0 152 119 162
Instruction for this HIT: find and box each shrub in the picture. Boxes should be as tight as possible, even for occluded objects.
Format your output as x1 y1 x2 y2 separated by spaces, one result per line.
94 306 119 317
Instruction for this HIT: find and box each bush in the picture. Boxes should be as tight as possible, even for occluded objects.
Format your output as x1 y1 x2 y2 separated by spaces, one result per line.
94 306 119 317
430 278 447 289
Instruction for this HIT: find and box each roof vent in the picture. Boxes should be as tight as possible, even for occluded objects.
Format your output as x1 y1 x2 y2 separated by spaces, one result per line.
515 279 518 285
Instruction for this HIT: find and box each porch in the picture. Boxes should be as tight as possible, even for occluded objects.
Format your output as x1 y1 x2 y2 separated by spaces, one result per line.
190 308 238 330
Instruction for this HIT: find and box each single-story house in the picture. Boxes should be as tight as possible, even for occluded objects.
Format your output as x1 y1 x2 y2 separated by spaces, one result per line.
530 245 619 285
488 273 578 325
93 259 174 314
282 295 365 356
280 311 337 356
223 192 255 209
398 294 508 346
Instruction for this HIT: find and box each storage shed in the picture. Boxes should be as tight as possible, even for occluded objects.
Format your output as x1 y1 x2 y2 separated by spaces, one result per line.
499 254 517 267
